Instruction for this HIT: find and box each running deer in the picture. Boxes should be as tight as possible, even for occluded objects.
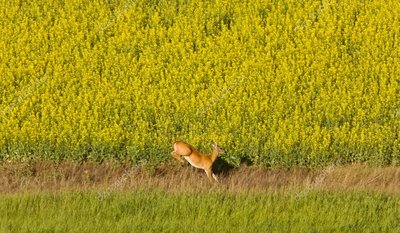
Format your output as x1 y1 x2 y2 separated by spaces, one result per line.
171 141 224 182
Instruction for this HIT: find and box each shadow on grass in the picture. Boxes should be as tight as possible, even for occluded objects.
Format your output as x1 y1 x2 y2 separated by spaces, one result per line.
212 157 236 175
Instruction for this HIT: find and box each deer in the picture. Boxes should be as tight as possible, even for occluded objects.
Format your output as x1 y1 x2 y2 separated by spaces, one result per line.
171 141 225 182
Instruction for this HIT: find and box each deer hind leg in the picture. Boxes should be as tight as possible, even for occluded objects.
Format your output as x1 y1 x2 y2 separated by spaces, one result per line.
171 151 185 165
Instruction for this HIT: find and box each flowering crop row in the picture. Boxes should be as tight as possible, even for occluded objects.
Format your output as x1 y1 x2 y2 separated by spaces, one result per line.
0 0 399 167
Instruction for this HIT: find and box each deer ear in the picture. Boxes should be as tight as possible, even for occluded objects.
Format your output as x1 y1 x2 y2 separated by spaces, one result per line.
211 141 217 148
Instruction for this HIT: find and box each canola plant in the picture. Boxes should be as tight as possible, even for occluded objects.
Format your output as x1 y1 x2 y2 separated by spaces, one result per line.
0 0 399 166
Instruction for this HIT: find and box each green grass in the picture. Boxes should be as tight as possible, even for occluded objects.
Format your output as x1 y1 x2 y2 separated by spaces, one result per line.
1 190 400 233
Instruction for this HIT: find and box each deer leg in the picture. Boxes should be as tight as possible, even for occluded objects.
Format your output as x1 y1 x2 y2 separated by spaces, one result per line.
204 168 218 182
171 151 185 165
212 173 219 182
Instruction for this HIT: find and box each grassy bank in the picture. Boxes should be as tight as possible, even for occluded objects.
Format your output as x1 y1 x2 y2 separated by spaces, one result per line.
1 190 399 233
2 162 400 193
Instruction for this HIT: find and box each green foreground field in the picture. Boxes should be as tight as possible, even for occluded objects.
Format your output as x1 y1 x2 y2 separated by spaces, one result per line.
1 190 400 233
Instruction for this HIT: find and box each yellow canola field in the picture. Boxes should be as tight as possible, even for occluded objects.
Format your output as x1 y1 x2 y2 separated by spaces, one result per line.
0 0 399 166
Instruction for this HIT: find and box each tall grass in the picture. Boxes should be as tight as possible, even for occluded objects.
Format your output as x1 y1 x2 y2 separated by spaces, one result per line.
0 190 399 233
3 162 400 194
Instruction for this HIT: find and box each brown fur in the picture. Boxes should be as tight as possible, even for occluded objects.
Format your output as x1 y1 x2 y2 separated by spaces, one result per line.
171 141 225 182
